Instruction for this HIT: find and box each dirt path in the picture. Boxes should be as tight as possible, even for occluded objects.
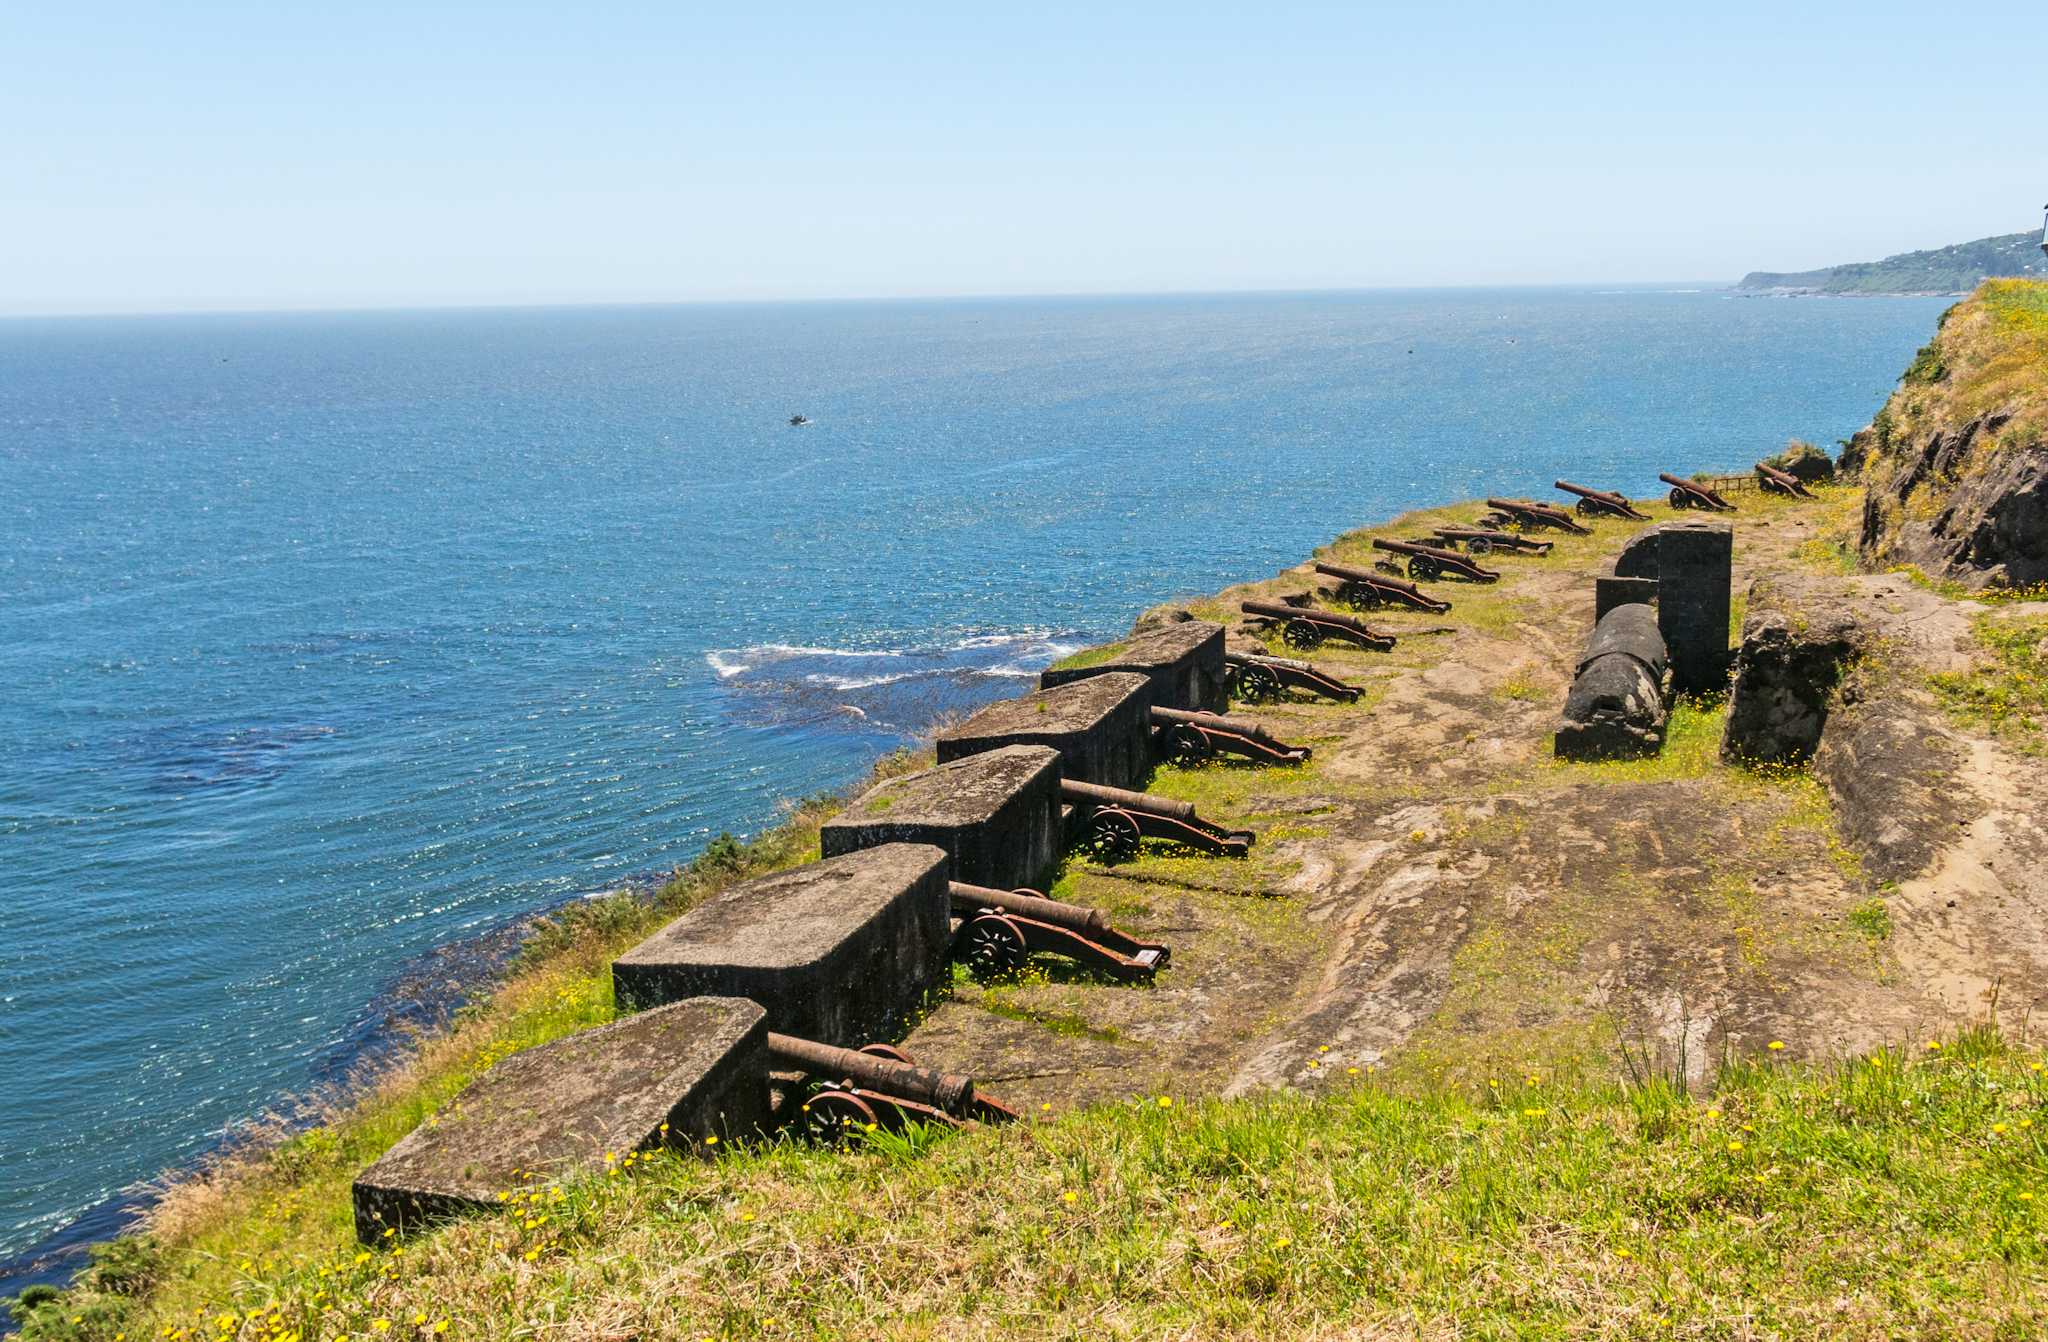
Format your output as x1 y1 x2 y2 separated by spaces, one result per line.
904 487 2047 1106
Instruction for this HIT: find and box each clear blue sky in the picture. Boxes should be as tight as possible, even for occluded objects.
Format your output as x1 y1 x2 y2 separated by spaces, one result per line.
3 1 2042 315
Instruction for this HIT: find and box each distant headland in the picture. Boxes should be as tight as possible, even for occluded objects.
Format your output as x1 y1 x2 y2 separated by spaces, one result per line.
1739 229 2047 295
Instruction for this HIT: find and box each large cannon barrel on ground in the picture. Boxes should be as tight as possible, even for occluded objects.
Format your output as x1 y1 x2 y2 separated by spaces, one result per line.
766 1033 975 1115
1059 778 1197 822
1554 602 1670 761
1149 705 1285 744
948 880 1107 935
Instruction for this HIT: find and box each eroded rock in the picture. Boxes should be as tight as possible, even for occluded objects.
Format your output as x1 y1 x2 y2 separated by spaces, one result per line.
1721 576 1867 764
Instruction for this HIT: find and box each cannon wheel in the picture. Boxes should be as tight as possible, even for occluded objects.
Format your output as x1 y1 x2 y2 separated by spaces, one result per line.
1338 580 1380 609
1668 487 1693 510
858 1043 915 1065
1574 498 1598 517
805 1088 879 1144
1407 557 1439 581
964 914 1030 977
1282 618 1323 651
1465 535 1494 556
1164 723 1214 766
1082 809 1142 863
1234 662 1281 704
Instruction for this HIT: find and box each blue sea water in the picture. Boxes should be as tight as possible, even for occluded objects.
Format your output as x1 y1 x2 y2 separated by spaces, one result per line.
0 288 1946 1284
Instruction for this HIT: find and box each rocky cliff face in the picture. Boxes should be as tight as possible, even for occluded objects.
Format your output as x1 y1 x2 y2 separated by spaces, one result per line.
1856 280 2048 590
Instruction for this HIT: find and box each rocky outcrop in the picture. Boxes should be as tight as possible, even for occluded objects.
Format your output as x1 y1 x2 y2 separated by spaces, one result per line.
1860 410 2048 589
1721 576 1866 764
1813 694 1973 884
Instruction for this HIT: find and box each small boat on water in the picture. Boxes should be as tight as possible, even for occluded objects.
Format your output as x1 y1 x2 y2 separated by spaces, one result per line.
788 414 811 427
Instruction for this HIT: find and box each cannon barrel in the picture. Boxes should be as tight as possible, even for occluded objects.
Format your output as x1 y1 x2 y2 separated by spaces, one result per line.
765 1033 975 1115
1370 538 1461 562
948 880 1106 935
1227 651 1313 672
1554 479 1626 504
1487 496 1576 521
1240 598 1387 637
1060 778 1197 823
1150 705 1284 744
1657 472 1704 491
1755 461 1813 495
1314 559 1377 583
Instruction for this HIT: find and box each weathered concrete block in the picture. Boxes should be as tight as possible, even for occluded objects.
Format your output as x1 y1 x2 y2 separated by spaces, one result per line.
820 745 1061 892
1039 621 1226 712
1659 522 1733 694
936 672 1151 787
352 997 768 1242
1555 603 1670 760
1595 575 1659 622
613 843 950 1046
1607 522 1731 693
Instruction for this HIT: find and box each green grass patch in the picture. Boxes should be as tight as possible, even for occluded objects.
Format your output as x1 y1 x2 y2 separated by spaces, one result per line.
25 1032 2048 1340
1848 898 1893 941
1046 641 1126 672
1550 694 1729 784
1931 613 2048 749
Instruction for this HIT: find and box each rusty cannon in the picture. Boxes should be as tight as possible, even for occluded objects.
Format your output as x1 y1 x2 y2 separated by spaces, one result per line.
1313 561 1452 613
1553 479 1652 522
949 880 1168 982
1060 778 1254 860
1483 497 1592 535
1225 651 1361 705
1370 538 1500 583
1428 526 1553 557
767 1032 1019 1140
1755 461 1816 499
1241 598 1398 652
1658 472 1737 512
1151 705 1311 767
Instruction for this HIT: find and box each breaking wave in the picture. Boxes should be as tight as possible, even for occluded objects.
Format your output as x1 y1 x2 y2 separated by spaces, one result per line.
704 629 1089 735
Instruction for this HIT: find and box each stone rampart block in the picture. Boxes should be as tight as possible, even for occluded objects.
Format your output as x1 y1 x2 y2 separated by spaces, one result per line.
1658 522 1733 694
936 672 1151 787
820 745 1061 892
1039 621 1226 712
352 997 768 1242
1595 575 1660 622
613 843 950 1045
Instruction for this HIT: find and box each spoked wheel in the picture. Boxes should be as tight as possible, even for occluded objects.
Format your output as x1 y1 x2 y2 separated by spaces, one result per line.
1234 663 1281 704
1338 581 1380 610
1164 723 1214 767
1282 618 1323 651
965 914 1029 978
1575 498 1598 517
1669 487 1692 509
1083 809 1142 863
1407 557 1440 581
1465 536 1494 556
858 1043 915 1065
805 1088 879 1144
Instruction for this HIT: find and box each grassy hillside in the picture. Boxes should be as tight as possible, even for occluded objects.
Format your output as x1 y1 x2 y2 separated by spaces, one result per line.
1740 231 2047 295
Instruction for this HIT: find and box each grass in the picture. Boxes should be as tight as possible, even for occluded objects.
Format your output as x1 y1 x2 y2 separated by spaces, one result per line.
1848 898 1894 942
1931 613 2048 750
22 1031 2048 1340
1548 694 1729 784
1046 641 1127 673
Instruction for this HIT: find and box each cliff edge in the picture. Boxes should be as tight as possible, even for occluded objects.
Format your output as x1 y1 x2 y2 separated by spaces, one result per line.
1853 279 2048 589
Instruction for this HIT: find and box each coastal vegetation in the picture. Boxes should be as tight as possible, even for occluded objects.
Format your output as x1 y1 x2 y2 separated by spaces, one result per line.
1739 231 2047 295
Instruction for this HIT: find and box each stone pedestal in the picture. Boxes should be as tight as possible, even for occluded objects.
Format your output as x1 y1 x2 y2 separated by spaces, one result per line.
352 997 769 1241
613 843 950 1045
936 673 1151 787
820 745 1061 892
1039 621 1226 712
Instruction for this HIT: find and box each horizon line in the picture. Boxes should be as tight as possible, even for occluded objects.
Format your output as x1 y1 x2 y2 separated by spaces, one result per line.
0 278 1753 324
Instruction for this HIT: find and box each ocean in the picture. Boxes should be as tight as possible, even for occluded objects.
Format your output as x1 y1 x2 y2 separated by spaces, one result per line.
0 287 1947 1287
